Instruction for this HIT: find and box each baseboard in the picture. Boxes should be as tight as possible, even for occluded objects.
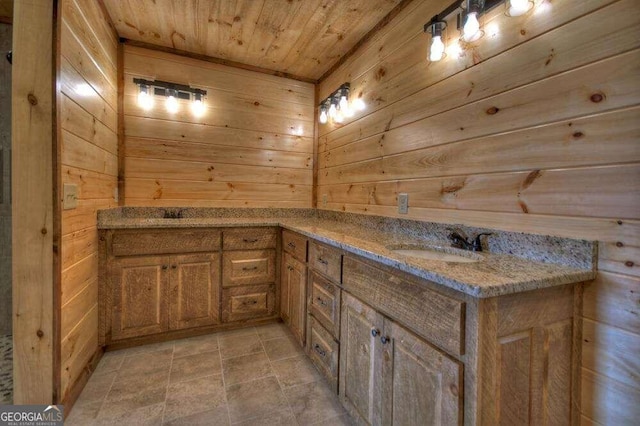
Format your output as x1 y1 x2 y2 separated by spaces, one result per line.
61 347 104 418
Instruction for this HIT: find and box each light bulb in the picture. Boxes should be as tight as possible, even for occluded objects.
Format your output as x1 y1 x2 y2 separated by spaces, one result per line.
191 99 205 117
339 95 349 111
343 104 354 118
319 109 328 124
429 35 445 62
328 103 337 118
508 0 531 16
334 109 344 123
137 85 154 110
462 12 481 42
353 98 366 111
166 94 179 114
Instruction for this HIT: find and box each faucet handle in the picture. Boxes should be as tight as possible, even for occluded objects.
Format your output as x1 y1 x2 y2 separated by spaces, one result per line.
472 233 493 251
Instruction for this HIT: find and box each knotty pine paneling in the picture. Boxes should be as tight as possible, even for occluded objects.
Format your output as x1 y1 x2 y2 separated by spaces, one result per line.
59 0 118 403
317 0 640 423
122 45 314 207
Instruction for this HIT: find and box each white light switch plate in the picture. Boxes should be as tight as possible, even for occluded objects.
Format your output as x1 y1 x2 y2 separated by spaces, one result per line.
63 183 78 210
398 193 409 214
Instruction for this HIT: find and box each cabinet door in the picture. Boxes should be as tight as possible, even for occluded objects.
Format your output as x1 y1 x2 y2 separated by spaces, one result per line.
280 254 292 324
169 253 221 330
340 292 385 425
283 253 307 345
111 255 169 340
380 320 462 426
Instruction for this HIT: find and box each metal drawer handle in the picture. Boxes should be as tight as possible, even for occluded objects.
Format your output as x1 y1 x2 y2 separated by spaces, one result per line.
317 257 328 265
162 265 168 270
171 265 177 269
380 336 390 345
371 329 380 337
288 242 296 248
242 266 258 271
243 238 258 243
287 265 294 271
243 300 258 305
314 344 326 357
316 297 327 306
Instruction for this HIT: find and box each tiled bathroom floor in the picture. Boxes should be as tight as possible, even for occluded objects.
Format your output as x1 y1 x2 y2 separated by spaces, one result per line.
67 323 352 425
0 334 12 405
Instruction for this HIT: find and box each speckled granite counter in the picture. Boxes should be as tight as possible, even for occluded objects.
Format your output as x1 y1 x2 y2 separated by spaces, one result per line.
98 208 596 298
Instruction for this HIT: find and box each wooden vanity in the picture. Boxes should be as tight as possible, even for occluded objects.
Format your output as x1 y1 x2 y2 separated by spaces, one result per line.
99 225 583 425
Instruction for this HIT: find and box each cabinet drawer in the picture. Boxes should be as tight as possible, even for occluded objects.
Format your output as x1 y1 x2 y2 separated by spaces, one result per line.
343 257 465 356
222 284 276 322
308 272 341 339
309 242 342 283
283 230 307 262
308 316 339 392
224 227 277 250
112 229 221 256
222 250 276 287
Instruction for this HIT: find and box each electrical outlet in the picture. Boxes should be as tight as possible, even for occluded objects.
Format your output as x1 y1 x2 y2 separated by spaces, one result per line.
398 193 409 214
63 183 78 210
321 194 328 207
113 187 119 203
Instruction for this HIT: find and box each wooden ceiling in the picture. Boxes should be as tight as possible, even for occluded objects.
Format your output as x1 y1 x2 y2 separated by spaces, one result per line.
101 0 405 81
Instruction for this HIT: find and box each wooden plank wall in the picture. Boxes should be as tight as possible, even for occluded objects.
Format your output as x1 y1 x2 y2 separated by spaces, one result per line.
317 0 640 423
58 0 118 402
121 45 314 208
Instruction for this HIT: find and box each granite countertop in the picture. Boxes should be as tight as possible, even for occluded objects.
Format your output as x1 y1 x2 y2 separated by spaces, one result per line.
98 214 595 298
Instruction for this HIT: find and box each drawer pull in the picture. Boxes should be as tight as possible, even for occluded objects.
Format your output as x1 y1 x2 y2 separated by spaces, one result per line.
243 300 258 305
316 297 327 306
243 238 259 243
287 265 294 271
371 328 380 337
314 344 326 357
242 266 258 271
288 242 296 248
162 265 168 270
317 257 328 265
380 336 390 345
171 265 177 269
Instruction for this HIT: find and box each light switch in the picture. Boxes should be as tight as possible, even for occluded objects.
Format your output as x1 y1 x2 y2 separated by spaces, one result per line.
398 193 408 214
63 183 78 210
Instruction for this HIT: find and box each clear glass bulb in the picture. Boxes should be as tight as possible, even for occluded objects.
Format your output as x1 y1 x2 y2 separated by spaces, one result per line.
508 0 530 16
328 103 337 118
463 12 480 42
166 95 179 114
191 99 205 117
339 95 349 111
353 98 366 111
343 104 354 118
319 110 328 124
138 91 154 110
334 109 344 123
429 35 445 62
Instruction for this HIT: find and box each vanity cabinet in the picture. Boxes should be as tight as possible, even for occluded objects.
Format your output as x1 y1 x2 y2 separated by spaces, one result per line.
281 230 308 346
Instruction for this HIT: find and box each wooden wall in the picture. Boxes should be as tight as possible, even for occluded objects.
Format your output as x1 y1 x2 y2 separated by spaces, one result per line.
58 0 118 402
122 46 314 208
317 0 640 423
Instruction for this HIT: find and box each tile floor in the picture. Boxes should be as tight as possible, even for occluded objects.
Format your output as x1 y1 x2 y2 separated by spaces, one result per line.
67 323 352 425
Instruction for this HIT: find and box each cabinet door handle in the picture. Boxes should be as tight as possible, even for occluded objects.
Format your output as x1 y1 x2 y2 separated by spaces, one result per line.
380 336 390 345
171 265 177 269
314 344 326 357
288 242 296 248
244 300 258 305
162 265 168 270
317 257 328 265
243 238 258 243
316 297 327 306
287 265 294 271
371 329 380 337
242 266 258 271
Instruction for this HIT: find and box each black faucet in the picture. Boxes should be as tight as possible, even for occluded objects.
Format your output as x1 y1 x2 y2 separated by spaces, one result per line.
448 231 493 252
163 209 183 219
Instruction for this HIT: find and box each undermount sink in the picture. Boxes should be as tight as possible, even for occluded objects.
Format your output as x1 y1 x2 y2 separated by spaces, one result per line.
386 244 483 263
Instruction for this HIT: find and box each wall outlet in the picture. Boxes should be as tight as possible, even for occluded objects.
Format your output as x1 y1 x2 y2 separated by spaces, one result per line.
63 183 78 210
114 187 119 203
398 193 409 214
321 193 328 207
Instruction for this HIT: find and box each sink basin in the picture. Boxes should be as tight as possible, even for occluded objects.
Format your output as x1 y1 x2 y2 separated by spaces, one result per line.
387 244 482 263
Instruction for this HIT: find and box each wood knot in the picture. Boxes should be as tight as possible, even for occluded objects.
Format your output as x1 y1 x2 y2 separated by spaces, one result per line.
572 131 584 139
616 241 624 247
486 106 500 115
36 330 44 338
449 384 459 396
41 228 47 235
617 220 623 225
520 29 526 36
233 16 241 22
375 67 386 80
590 93 605 103
28 93 38 105
625 261 635 267
254 101 260 106
237 40 243 45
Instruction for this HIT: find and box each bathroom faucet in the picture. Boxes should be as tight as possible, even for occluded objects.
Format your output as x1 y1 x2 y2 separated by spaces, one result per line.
448 231 493 252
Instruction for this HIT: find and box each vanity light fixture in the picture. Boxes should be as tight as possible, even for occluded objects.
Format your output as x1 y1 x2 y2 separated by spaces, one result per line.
424 0 535 63
133 78 207 117
318 82 362 125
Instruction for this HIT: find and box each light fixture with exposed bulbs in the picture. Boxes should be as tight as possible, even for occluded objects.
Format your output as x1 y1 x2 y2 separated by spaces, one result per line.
506 0 533 16
318 82 363 125
134 78 207 118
